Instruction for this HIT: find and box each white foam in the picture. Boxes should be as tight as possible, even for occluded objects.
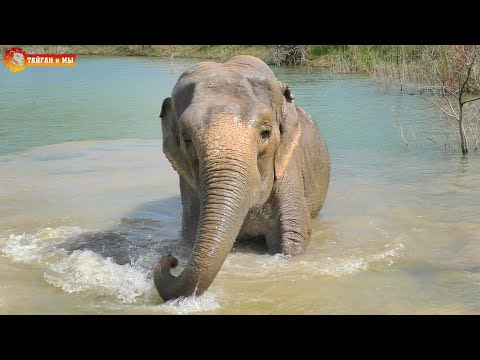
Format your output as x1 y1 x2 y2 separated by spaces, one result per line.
44 250 153 303
304 257 369 277
303 242 406 277
1 226 83 263
223 239 406 280
368 243 405 265
0 226 221 309
158 292 220 314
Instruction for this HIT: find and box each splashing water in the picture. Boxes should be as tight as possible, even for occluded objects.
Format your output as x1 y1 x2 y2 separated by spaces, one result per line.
44 250 153 303
1 226 83 263
158 293 221 314
1 225 222 310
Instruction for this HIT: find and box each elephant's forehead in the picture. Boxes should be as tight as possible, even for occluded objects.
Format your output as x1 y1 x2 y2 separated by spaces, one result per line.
194 77 258 104
178 72 252 93
202 72 250 89
175 64 274 95
179 99 263 131
174 76 268 117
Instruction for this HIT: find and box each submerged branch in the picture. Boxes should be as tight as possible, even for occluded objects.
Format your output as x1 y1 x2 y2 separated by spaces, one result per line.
422 132 438 144
394 119 409 146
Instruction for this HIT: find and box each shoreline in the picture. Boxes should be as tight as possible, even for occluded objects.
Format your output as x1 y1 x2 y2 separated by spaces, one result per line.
0 45 369 72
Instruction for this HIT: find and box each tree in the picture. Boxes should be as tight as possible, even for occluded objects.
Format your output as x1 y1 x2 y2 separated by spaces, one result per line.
416 45 480 155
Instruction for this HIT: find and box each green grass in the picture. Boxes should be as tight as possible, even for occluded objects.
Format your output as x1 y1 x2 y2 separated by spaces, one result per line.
308 45 344 57
68 45 270 61
0 44 425 73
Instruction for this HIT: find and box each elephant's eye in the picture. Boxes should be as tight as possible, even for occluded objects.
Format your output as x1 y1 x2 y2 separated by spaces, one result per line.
260 126 271 141
183 137 192 145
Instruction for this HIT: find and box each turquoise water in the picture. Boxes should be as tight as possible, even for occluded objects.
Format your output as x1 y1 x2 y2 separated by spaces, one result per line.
1 57 479 314
0 57 179 155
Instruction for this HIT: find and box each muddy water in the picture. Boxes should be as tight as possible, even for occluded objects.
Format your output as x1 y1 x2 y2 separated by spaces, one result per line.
1 57 479 314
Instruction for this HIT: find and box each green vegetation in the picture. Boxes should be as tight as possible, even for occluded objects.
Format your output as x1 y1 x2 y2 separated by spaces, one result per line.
0 44 424 72
2 45 475 78
67 45 269 60
127 45 423 74
308 45 344 57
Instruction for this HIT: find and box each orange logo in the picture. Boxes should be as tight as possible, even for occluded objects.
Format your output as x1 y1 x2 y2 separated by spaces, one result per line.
3 47 27 73
3 47 76 73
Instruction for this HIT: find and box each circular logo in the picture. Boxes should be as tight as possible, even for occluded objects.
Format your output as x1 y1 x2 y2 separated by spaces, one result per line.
3 47 27 73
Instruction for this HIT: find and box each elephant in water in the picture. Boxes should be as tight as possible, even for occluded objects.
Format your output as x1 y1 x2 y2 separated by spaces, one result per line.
155 55 330 301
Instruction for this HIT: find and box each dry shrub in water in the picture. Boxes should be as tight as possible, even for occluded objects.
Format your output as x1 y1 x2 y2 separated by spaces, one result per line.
268 45 309 66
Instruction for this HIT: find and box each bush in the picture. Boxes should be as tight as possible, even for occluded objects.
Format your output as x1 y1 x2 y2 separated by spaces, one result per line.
268 45 309 66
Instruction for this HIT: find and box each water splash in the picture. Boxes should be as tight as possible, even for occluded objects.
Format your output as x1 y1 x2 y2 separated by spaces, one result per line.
1 226 83 263
305 242 406 277
0 224 405 312
1 226 157 304
44 250 153 303
222 239 406 281
158 293 220 314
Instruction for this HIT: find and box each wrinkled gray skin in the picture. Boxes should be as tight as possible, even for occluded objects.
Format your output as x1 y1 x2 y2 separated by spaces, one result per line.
155 56 330 301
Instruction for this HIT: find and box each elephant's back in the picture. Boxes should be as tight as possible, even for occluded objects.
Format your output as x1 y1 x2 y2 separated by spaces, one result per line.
296 106 331 217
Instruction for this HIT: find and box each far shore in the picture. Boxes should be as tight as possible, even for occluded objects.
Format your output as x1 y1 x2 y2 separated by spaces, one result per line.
0 45 368 72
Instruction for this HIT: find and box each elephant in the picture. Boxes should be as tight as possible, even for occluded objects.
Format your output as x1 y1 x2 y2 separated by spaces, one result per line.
155 55 330 301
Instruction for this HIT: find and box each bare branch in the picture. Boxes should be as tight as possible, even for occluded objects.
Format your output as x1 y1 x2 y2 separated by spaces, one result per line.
428 48 447 85
415 95 458 120
462 97 480 105
459 65 473 103
444 86 459 99
441 86 459 118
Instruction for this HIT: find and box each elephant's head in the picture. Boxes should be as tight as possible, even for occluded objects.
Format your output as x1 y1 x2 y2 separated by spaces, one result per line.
155 56 301 301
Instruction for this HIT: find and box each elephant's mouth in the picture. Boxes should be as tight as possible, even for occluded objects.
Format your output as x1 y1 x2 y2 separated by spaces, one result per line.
232 235 268 255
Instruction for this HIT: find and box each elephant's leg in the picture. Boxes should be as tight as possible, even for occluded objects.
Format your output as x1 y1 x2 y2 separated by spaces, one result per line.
268 162 312 256
180 178 199 245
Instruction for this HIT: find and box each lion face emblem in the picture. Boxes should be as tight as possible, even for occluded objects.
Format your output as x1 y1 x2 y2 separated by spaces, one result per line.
3 47 27 72
12 52 25 67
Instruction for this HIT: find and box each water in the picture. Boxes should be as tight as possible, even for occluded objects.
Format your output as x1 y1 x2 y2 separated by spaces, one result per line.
1 57 479 314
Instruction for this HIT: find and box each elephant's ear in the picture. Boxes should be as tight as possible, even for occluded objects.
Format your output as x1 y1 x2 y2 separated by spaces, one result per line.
160 97 196 188
274 83 301 180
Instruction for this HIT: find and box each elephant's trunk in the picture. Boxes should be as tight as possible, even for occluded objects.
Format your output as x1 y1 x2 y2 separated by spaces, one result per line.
155 151 252 301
